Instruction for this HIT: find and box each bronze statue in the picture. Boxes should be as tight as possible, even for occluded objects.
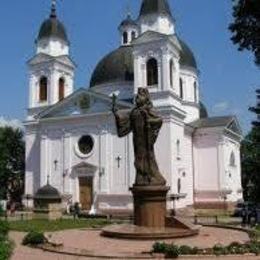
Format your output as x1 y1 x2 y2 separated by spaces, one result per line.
112 88 166 186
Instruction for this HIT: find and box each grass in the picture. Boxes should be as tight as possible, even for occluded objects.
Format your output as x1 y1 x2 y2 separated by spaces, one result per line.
9 218 111 232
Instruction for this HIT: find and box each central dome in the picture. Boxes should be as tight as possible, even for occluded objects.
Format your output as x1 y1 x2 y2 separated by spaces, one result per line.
90 38 197 88
90 46 134 87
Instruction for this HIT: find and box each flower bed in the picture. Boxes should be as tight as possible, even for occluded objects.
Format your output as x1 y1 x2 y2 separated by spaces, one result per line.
152 241 260 259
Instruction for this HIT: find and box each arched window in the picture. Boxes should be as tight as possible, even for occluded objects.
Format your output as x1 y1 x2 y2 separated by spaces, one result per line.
179 78 184 99
177 178 181 194
39 76 47 102
147 58 158 86
194 81 197 103
230 151 236 166
176 139 181 159
123 32 128 44
58 78 65 101
131 31 136 41
170 59 174 87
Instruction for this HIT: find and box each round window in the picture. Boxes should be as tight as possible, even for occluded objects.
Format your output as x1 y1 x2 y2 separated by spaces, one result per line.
78 135 94 155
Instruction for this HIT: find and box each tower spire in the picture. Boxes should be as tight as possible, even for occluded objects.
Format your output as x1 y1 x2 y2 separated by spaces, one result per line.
50 0 57 18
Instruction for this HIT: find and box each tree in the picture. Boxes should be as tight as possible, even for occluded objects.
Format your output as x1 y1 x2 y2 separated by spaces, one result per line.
0 127 25 202
229 0 260 66
241 90 260 202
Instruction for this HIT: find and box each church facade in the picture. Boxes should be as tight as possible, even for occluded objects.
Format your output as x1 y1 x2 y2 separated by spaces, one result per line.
24 0 243 213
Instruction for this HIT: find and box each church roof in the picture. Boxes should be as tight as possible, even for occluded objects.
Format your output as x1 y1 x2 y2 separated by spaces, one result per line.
37 3 68 43
189 116 235 129
90 35 197 87
139 0 173 18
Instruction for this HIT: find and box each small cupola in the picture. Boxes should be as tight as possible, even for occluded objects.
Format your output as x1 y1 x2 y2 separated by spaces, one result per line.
37 1 68 43
118 14 139 46
34 177 62 208
36 0 70 56
138 0 175 35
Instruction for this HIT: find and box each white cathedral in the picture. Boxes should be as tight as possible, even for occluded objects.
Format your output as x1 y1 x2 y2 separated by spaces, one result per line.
24 0 243 213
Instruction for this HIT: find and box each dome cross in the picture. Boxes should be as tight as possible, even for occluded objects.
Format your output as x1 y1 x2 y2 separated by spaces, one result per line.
50 0 57 18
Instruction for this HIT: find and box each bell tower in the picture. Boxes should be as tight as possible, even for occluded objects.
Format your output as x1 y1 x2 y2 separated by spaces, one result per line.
27 0 75 119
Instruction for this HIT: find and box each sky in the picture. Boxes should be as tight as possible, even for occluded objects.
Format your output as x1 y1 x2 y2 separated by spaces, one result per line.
0 0 259 134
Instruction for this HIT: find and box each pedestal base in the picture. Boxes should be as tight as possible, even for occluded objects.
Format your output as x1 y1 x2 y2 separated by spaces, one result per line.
102 217 200 239
130 185 170 228
102 185 200 239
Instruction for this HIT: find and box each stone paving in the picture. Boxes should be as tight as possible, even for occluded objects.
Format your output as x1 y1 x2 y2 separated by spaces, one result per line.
9 227 260 260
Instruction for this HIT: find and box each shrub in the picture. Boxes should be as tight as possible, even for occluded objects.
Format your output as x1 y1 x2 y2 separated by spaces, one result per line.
179 245 199 255
227 242 249 255
152 242 179 258
0 239 14 260
22 231 46 246
248 241 260 255
152 242 168 253
0 222 9 237
213 244 229 256
165 244 179 259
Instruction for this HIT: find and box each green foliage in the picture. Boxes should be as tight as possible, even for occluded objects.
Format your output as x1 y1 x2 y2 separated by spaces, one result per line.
179 245 199 255
0 206 4 217
22 231 46 246
164 244 179 259
241 90 260 202
229 0 260 66
152 242 179 258
0 127 25 202
227 242 249 255
213 244 229 256
9 219 111 232
0 239 14 260
152 241 260 257
0 222 9 238
248 241 260 255
0 220 12 260
152 242 168 253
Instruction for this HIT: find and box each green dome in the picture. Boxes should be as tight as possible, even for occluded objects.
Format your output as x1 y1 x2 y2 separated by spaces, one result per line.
178 39 197 69
90 38 197 87
34 184 61 200
90 46 134 87
37 11 68 43
199 102 208 119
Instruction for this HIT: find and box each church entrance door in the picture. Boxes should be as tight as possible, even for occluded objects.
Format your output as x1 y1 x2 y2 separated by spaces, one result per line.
79 177 93 210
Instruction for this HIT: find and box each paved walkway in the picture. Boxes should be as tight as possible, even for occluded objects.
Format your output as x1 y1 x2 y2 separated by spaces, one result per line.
9 227 260 260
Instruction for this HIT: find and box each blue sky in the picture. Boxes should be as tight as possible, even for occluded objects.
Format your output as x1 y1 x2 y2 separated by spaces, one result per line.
0 0 259 133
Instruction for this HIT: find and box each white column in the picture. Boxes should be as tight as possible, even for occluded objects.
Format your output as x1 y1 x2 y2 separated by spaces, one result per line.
29 74 35 108
162 53 170 91
99 130 109 193
40 132 48 187
63 132 72 194
134 54 141 93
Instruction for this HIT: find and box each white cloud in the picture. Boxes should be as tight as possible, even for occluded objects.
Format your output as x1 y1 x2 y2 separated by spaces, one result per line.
212 101 230 113
0 117 24 130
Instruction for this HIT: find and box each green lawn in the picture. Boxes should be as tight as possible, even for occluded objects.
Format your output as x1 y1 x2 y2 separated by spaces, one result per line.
9 218 111 232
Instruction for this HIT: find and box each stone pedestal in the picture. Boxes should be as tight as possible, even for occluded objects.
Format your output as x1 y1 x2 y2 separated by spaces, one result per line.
33 203 62 220
130 185 170 228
